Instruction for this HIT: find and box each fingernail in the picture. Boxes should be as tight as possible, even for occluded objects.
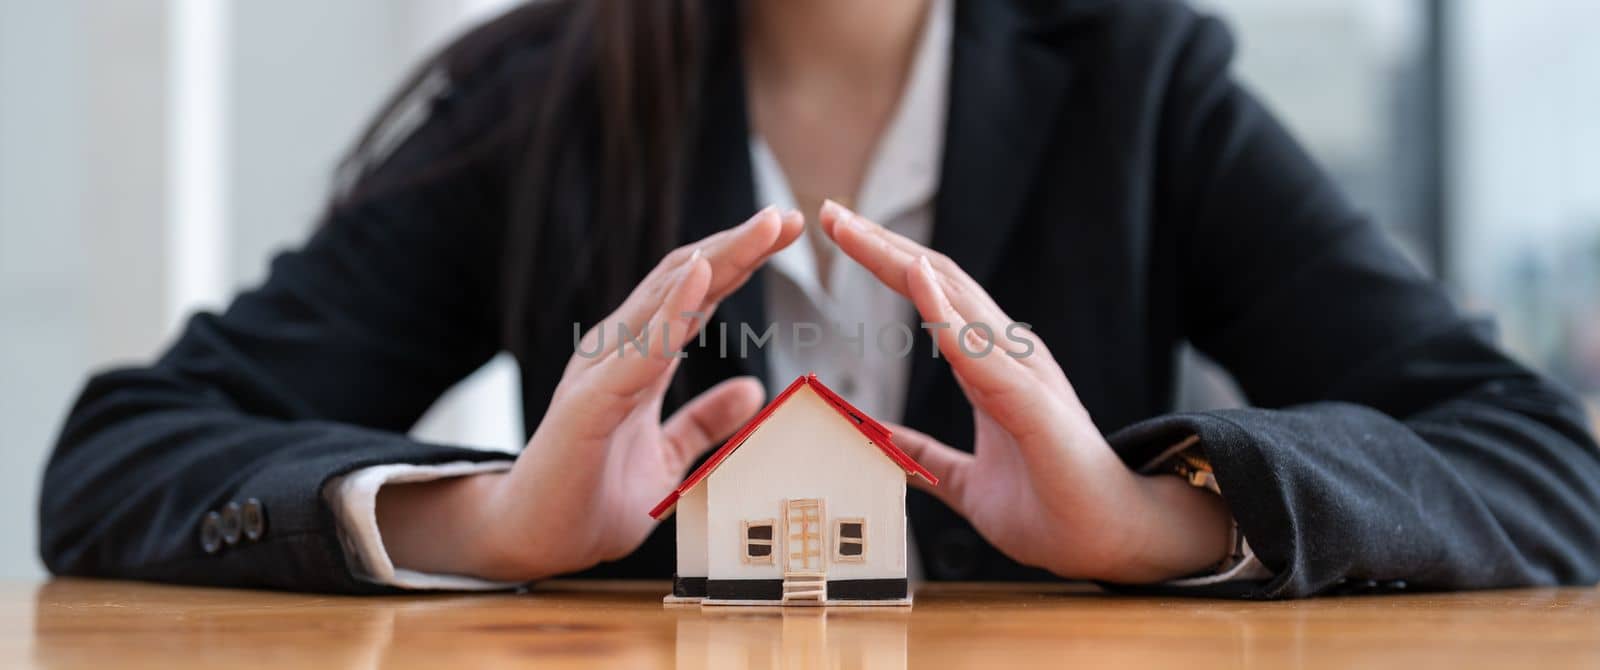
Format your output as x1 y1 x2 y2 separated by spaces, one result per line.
822 199 845 219
746 205 778 228
835 209 860 233
673 248 703 285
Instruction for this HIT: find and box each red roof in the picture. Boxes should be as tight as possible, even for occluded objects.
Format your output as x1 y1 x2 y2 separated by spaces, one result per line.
648 374 938 519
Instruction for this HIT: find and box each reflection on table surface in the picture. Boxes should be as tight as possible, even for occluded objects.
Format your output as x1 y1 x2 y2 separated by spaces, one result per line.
13 578 1600 668
675 605 910 670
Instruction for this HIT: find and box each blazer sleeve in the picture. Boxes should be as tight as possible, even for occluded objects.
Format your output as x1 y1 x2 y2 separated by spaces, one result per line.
38 75 521 594
1110 13 1600 598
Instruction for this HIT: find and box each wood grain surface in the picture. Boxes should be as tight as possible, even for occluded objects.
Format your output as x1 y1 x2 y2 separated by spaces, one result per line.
7 579 1600 668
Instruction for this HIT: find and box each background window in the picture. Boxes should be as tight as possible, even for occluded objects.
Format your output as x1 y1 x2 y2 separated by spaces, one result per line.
834 519 865 561
1180 0 1600 438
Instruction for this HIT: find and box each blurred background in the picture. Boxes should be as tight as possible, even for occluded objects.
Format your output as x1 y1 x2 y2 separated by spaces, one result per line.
1 0 1596 579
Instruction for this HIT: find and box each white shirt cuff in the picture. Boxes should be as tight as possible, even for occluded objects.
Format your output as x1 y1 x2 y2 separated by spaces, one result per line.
322 461 518 591
1162 538 1273 587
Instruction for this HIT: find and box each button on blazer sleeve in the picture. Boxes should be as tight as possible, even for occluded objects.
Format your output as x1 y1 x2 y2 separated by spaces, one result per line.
1111 12 1600 598
38 68 525 594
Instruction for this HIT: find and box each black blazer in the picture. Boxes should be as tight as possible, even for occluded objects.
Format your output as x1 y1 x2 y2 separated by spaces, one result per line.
41 0 1600 598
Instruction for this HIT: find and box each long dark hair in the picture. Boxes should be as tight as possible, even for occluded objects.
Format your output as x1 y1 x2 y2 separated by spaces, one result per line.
332 0 707 357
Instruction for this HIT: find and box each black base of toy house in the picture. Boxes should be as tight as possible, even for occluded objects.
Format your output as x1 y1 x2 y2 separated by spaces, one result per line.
673 576 907 601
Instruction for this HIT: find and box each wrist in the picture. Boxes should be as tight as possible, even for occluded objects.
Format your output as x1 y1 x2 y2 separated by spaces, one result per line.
376 471 511 580
1102 474 1234 583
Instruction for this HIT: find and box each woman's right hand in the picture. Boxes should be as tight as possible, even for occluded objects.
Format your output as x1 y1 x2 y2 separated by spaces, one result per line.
376 207 804 582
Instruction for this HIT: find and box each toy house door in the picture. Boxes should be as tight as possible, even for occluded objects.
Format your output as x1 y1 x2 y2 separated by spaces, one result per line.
783 498 824 573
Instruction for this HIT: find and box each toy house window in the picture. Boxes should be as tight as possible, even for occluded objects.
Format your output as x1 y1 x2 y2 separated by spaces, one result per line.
834 519 866 562
743 520 775 563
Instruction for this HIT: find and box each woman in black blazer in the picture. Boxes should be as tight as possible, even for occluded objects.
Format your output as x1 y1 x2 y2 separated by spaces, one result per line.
41 0 1600 598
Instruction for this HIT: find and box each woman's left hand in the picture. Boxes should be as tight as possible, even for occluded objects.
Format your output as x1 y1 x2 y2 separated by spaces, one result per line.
820 200 1233 583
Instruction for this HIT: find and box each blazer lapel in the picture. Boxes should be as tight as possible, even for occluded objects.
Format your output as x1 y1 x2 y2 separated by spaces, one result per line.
905 0 1077 427
681 1 768 384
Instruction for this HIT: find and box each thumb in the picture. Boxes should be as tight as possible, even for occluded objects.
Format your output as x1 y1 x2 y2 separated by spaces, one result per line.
885 422 973 516
661 376 766 470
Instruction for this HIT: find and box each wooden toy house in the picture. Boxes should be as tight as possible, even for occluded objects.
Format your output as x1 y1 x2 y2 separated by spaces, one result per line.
649 374 938 606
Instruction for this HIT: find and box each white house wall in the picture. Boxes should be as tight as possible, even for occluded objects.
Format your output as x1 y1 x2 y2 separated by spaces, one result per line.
705 386 907 581
675 485 708 577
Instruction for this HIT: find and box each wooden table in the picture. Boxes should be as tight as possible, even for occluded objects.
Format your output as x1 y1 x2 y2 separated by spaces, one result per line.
8 579 1600 668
